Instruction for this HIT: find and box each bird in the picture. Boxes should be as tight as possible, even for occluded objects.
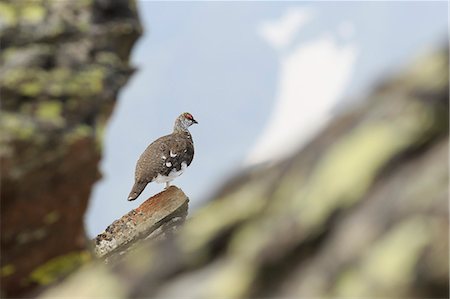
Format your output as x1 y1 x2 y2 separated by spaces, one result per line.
127 112 198 201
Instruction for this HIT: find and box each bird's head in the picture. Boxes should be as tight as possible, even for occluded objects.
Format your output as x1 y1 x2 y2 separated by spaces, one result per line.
174 112 198 132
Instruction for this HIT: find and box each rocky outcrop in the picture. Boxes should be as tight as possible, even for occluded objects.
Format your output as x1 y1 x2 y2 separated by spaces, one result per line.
39 47 449 298
94 187 189 261
0 0 141 297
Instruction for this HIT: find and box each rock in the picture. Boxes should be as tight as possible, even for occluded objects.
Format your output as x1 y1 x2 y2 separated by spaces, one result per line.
93 186 189 260
0 0 141 297
37 46 449 298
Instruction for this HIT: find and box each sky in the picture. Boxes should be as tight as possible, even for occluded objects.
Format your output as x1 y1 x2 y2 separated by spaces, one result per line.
85 1 447 237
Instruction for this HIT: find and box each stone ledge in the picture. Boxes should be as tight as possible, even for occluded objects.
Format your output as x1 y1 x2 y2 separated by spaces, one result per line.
93 186 189 258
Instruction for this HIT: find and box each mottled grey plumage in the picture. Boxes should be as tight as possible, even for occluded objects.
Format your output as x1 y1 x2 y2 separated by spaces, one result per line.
127 112 197 201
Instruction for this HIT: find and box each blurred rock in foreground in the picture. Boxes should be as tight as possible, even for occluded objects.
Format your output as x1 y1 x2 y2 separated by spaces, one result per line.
40 46 448 298
0 0 141 297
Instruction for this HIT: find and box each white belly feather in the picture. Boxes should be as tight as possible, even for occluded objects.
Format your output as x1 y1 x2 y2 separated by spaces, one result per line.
153 162 188 184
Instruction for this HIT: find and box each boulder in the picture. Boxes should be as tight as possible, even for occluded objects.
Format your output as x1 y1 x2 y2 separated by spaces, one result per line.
0 0 141 297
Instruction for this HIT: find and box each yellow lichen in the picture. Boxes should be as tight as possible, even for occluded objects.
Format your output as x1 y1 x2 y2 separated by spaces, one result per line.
291 99 433 228
2 68 48 97
38 263 126 299
2 47 19 62
206 259 255 299
75 0 93 8
30 251 91 285
404 50 448 91
44 211 60 225
1 264 16 277
67 67 105 96
180 182 268 255
64 124 94 145
20 4 45 24
335 217 431 297
3 68 30 87
36 101 63 123
95 119 106 151
0 2 17 27
71 124 92 137
3 66 107 98
0 112 36 140
21 82 43 96
97 52 121 66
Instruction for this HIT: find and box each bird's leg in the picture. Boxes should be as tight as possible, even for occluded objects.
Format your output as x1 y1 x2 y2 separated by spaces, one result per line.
165 181 170 189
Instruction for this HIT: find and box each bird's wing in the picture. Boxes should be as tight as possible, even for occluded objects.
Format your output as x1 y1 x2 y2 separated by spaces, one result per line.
135 135 171 181
163 134 194 172
135 134 194 181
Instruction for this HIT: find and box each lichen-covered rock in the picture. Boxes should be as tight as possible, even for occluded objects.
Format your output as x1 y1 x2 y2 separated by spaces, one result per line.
38 46 449 299
0 0 141 297
93 186 189 260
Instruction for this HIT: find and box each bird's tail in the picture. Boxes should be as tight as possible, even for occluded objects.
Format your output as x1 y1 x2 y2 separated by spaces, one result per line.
127 180 147 201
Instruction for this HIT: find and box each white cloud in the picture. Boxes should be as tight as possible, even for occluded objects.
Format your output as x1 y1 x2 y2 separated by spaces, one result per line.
258 8 313 51
247 12 358 166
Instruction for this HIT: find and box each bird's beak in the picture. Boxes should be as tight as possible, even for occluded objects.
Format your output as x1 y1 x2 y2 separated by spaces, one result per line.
193 119 198 124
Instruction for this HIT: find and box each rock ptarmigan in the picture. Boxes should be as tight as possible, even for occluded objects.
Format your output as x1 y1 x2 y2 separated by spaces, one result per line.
127 112 197 201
